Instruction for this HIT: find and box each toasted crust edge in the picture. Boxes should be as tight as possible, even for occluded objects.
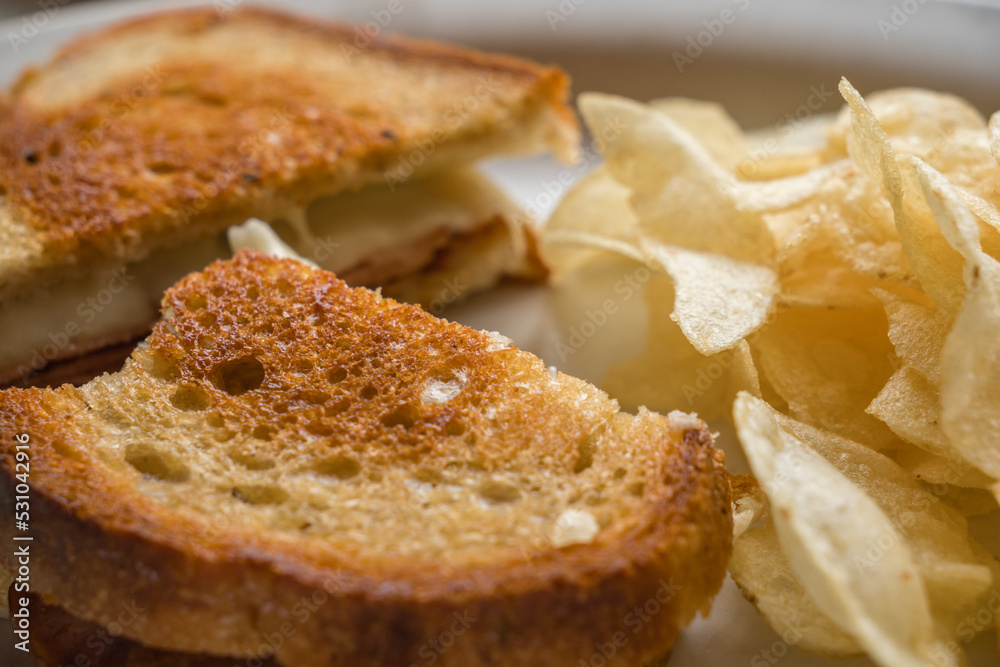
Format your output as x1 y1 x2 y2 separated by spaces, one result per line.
1 413 729 666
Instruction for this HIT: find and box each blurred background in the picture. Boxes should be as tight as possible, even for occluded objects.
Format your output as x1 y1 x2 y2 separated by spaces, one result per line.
2 0 1000 128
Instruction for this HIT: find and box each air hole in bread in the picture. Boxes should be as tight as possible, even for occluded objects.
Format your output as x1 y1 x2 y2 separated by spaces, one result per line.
48 174 60 186
48 141 62 158
573 433 599 474
198 335 216 350
186 294 207 311
306 421 334 437
257 322 274 335
327 367 348 383
149 162 178 175
381 404 420 429
206 413 225 428
298 390 328 405
294 359 314 374
212 428 236 442
627 482 645 497
232 484 288 505
360 385 378 400
478 477 522 504
170 385 212 411
0 184 6 196
198 311 217 328
252 425 276 441
613 467 627 478
125 443 190 482
309 454 361 480
212 356 265 395
247 286 260 300
227 449 276 471
143 352 180 382
325 398 350 416
276 279 295 296
445 418 466 436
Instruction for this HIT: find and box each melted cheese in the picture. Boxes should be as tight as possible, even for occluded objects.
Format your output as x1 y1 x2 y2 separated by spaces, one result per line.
0 168 520 383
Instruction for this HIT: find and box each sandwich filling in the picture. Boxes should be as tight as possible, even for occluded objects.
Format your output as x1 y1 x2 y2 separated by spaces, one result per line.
0 168 534 385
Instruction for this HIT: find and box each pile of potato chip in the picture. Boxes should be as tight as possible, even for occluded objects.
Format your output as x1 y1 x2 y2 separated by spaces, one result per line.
542 79 1000 666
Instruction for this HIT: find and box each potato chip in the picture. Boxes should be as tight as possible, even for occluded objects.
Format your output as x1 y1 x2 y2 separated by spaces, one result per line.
577 93 780 353
728 474 862 657
752 304 898 448
578 93 775 263
833 84 994 189
647 97 746 171
640 238 778 354
867 367 951 451
733 393 964 667
542 83 1000 667
936 486 1000 518
766 404 998 630
601 272 745 421
838 79 902 199
909 160 1000 479
542 166 641 278
890 444 995 490
728 340 761 401
740 112 837 181
838 79 968 318
870 287 946 384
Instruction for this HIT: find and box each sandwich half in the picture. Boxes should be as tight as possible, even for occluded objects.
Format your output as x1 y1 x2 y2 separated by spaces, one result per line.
0 250 732 667
0 6 576 386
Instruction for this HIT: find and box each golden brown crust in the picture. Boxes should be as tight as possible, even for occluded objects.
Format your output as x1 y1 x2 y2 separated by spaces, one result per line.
0 252 730 666
0 6 576 299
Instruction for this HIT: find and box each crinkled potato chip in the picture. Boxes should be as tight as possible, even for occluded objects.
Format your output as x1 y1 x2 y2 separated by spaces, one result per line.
762 404 998 634
838 79 902 199
832 84 995 189
640 238 778 355
752 304 898 448
871 287 946 384
541 82 1000 667
728 475 862 657
912 160 1000 479
839 79 967 318
740 112 837 181
648 97 746 171
890 445 996 493
867 367 953 457
578 93 775 263
601 272 746 420
733 393 963 667
543 165 640 277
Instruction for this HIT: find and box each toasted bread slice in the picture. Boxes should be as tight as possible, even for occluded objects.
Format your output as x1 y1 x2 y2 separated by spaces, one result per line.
0 252 731 666
0 6 574 384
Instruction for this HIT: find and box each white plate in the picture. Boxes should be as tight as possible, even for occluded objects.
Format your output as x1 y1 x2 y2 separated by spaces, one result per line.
1 2 998 666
